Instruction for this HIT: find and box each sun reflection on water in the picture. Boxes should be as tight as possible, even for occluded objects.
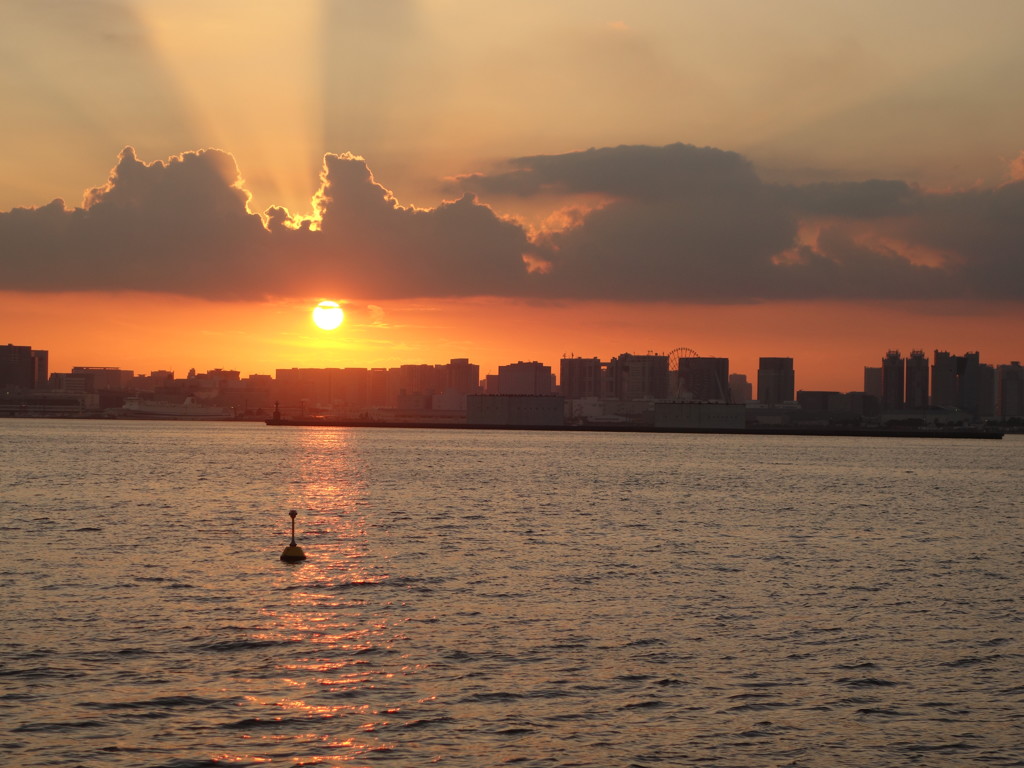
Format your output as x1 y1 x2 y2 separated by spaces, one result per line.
245 428 412 763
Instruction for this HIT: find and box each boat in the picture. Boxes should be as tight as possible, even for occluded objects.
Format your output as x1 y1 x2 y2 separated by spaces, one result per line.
114 397 233 420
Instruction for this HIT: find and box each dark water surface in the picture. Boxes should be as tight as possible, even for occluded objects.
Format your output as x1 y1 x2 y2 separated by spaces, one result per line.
2 420 1022 767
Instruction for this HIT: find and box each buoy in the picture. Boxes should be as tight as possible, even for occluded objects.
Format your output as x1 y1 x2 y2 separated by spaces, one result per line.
280 509 307 562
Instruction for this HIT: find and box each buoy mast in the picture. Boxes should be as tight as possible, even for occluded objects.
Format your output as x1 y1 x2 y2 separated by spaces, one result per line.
280 509 307 562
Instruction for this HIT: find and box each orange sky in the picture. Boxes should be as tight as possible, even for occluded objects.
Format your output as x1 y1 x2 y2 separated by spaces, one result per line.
5 291 1022 393
2 2 1023 394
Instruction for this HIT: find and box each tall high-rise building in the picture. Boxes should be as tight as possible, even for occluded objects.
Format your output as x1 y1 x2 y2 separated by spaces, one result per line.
930 350 993 418
367 368 389 407
334 368 371 409
957 352 981 416
275 367 343 408
997 362 1024 419
676 357 730 401
881 350 905 410
440 358 480 395
905 350 929 410
559 356 603 399
497 361 554 395
932 350 957 407
605 353 669 401
863 367 883 399
728 373 753 404
393 364 443 398
757 357 794 405
976 362 996 419
1 344 48 391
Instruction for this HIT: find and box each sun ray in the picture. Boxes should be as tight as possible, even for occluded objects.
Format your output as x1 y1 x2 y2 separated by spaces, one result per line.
136 2 323 216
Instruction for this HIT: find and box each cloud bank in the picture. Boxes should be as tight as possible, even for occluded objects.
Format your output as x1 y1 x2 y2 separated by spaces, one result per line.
1 143 1022 302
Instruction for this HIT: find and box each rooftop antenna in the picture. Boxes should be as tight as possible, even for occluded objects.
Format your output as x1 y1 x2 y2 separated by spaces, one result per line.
280 510 307 562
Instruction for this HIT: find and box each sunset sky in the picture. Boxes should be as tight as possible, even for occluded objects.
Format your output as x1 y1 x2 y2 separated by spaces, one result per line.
2 0 1023 392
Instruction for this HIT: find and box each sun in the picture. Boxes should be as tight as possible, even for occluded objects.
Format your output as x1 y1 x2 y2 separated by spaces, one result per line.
312 300 344 330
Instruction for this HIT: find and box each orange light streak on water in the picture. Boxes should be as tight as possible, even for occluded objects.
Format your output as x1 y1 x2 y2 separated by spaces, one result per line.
232 427 411 763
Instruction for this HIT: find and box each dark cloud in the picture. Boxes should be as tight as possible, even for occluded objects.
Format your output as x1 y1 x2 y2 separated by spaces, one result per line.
450 143 797 301
894 181 1024 299
0 147 267 297
455 144 1021 302
774 228 957 300
298 153 533 298
534 186 795 301
779 179 917 218
452 143 758 200
0 148 531 300
1 143 1022 303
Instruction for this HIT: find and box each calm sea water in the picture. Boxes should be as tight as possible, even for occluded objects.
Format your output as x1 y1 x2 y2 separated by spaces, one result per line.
1 420 1022 768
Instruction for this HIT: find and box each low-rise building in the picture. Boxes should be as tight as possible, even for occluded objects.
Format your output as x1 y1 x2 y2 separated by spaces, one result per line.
654 402 745 429
466 395 565 427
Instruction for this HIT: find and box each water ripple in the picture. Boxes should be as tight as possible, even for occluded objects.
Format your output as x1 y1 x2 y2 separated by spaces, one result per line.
1 422 1022 767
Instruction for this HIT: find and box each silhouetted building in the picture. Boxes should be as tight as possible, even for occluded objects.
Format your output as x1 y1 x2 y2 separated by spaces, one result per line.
1 344 48 391
796 391 861 423
367 368 389 408
273 363 478 413
0 392 91 417
977 362 996 420
654 402 745 429
957 352 983 417
133 370 175 391
423 359 481 411
931 351 957 408
728 373 753 403
496 361 554 395
276 368 342 410
466 395 564 426
757 357 794 405
49 372 93 394
332 368 371 410
797 390 844 414
881 350 905 410
194 368 240 385
392 364 443 404
930 350 994 419
560 356 603 399
606 353 669 401
676 357 730 401
794 390 877 421
960 352 983 417
905 350 929 410
441 359 480 395
998 362 1024 420
66 367 135 393
863 367 882 399
235 374 275 413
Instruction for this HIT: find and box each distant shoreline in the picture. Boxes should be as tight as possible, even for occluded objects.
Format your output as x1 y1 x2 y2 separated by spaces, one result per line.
264 418 1005 439
0 413 1007 438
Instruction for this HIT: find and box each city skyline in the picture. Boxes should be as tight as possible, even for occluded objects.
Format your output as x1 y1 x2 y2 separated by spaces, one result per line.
3 3 1024 393
7 339 1020 403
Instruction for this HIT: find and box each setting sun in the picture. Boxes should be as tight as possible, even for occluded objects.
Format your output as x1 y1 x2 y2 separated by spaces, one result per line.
312 300 344 330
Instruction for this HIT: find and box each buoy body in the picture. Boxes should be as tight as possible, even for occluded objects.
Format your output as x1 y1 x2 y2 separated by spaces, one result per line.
280 544 307 562
280 509 307 562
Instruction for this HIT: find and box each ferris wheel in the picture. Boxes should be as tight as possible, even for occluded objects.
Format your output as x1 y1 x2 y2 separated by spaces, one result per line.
667 347 699 400
667 347 699 372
